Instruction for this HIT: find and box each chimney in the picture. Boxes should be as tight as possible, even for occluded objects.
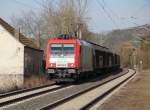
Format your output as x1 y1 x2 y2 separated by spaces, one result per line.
14 28 20 41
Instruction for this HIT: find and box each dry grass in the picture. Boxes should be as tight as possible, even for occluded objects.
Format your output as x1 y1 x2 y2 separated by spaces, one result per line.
0 74 54 93
24 74 54 89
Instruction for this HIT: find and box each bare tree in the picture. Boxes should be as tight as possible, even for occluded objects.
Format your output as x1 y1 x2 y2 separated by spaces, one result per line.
11 0 90 49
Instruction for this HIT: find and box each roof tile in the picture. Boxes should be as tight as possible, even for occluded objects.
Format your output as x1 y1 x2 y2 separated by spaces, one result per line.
0 18 40 50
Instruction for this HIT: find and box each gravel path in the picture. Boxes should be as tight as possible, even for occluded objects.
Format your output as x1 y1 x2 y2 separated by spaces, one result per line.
98 69 150 110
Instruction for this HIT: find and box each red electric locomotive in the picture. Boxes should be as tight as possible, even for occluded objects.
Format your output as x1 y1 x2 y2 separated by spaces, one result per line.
46 35 120 82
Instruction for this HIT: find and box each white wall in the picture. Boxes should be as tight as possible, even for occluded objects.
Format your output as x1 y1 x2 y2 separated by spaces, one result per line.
0 25 24 90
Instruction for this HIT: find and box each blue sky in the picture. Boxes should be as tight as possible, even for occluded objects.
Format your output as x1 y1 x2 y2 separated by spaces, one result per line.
0 0 150 33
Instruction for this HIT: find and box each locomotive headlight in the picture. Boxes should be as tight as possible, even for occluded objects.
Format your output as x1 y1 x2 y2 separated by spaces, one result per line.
50 63 56 67
47 69 55 73
68 63 75 68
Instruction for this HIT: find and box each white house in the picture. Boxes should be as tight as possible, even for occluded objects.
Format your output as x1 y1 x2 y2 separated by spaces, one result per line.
0 18 43 91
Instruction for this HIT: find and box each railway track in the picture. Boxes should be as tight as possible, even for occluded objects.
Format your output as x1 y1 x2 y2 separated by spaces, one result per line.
1 69 131 110
0 83 55 98
40 69 135 110
0 83 70 108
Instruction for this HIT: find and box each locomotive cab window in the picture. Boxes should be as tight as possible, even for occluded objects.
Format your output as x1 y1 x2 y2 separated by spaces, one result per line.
63 44 74 57
50 44 74 57
50 44 62 57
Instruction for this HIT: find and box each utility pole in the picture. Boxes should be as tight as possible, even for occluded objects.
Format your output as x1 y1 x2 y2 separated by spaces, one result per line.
38 32 41 48
132 48 137 70
77 23 83 39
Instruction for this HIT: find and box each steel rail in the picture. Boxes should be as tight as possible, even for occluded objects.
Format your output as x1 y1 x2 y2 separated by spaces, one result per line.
39 69 130 110
80 70 136 110
0 84 70 107
0 83 55 99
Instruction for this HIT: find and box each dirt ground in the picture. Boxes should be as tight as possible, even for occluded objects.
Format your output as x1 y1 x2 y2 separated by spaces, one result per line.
24 74 54 89
0 74 54 93
98 69 150 110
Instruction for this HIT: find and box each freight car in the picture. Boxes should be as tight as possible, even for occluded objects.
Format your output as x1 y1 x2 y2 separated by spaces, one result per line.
45 38 120 82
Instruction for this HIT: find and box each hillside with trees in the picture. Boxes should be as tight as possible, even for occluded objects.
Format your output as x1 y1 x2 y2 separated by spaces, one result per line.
103 24 150 52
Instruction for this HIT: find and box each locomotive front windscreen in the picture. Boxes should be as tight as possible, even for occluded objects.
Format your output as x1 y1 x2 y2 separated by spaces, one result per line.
50 44 74 57
50 44 62 57
63 44 74 57
50 44 75 68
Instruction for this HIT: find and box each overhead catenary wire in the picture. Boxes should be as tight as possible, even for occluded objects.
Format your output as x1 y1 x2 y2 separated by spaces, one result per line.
11 0 39 10
101 0 150 29
132 0 150 17
96 0 119 29
125 0 150 28
101 0 138 29
101 0 126 29
102 0 120 20
34 0 44 6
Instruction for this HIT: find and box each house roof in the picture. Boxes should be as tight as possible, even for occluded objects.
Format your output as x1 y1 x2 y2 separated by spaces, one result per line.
0 18 40 50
